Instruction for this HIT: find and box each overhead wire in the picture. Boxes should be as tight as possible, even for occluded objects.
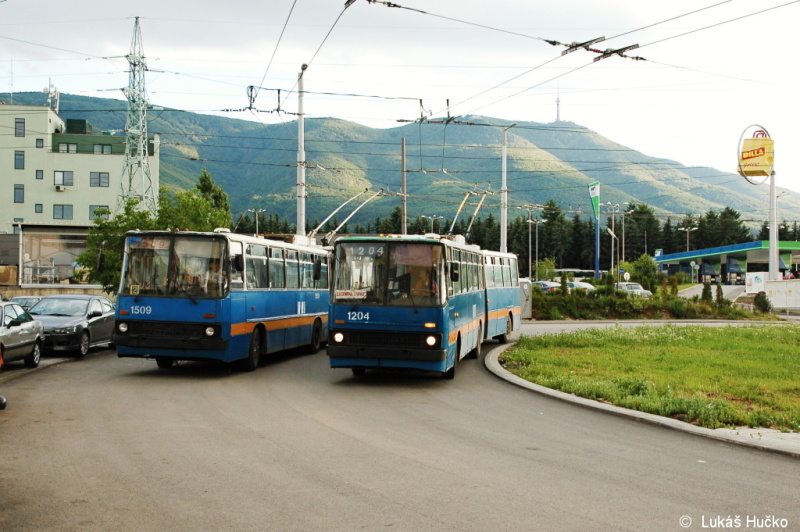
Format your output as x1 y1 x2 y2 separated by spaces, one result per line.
254 0 298 101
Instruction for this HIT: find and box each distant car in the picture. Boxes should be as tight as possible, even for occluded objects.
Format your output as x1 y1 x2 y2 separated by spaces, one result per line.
532 281 562 293
10 295 43 310
568 281 596 292
615 282 653 298
0 301 43 369
28 295 115 357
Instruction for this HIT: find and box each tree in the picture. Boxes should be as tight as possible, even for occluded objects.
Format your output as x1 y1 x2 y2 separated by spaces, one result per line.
195 168 232 225
630 253 658 293
75 199 157 293
540 201 569 267
158 188 232 232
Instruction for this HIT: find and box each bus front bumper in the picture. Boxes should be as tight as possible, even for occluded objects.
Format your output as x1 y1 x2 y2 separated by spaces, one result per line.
113 333 228 352
327 344 447 363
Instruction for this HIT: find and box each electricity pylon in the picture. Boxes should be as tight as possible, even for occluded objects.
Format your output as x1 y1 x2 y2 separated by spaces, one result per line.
119 16 157 214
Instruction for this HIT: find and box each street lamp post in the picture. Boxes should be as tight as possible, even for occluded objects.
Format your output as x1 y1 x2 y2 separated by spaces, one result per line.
529 218 546 281
421 215 443 233
500 123 516 253
247 208 265 235
678 226 698 252
605 203 620 281
621 202 629 262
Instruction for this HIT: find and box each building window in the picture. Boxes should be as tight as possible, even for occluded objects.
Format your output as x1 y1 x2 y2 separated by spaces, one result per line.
13 218 23 235
15 150 24 169
58 143 77 153
35 204 43 214
14 184 24 203
53 204 73 220
15 118 25 137
93 144 112 154
36 170 43 180
89 205 109 220
54 171 74 186
90 172 110 187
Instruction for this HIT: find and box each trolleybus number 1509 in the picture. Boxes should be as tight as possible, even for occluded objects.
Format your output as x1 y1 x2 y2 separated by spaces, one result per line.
347 311 370 321
130 305 153 315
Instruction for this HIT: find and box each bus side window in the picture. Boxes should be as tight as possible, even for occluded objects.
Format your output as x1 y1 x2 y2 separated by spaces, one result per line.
316 256 329 289
300 253 315 289
510 258 519 286
269 248 286 288
286 250 300 288
229 242 244 289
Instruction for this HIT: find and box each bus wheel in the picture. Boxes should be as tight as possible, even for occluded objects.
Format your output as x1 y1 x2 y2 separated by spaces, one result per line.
467 323 482 359
156 358 175 369
497 315 512 344
239 329 262 372
305 319 323 354
351 367 366 376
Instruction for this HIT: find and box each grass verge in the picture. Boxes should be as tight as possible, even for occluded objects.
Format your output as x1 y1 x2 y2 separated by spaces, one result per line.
499 325 800 431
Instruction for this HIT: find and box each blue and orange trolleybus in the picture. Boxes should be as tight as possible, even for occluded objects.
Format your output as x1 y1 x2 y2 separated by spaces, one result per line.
327 234 520 379
113 229 329 370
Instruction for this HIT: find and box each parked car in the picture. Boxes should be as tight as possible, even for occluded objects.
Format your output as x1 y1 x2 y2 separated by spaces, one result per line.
28 295 115 357
615 282 653 298
568 281 596 292
10 295 43 310
532 281 562 293
0 301 43 369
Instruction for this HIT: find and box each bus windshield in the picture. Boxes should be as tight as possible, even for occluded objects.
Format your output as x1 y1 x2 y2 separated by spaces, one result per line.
120 234 229 298
333 241 445 307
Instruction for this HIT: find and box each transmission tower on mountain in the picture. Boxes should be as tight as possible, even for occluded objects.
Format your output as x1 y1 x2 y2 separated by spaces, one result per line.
119 16 157 214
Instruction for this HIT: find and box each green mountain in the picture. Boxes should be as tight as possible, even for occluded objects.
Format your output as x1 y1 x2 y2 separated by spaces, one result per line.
4 92 796 228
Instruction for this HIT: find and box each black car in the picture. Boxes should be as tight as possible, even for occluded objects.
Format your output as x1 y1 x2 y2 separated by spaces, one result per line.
28 295 115 357
0 301 43 368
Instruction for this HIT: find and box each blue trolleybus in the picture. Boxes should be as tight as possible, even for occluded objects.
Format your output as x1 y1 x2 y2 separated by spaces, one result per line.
327 234 521 379
113 229 329 370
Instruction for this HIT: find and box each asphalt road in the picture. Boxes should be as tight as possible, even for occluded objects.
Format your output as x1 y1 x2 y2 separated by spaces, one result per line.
1 327 798 532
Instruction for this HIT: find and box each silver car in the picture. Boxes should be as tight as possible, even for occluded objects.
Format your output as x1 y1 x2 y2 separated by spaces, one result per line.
0 301 43 369
615 282 653 298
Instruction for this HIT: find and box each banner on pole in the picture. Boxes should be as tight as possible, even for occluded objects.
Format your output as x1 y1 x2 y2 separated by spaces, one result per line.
588 181 600 220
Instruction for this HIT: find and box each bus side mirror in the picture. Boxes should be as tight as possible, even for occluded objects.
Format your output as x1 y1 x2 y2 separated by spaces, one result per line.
313 259 322 281
234 254 245 272
96 252 105 273
450 263 460 282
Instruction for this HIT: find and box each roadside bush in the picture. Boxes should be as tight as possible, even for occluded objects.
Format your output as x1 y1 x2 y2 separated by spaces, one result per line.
701 282 713 303
754 291 773 313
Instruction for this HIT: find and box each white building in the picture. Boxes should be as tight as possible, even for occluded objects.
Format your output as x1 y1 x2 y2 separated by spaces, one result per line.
0 101 160 288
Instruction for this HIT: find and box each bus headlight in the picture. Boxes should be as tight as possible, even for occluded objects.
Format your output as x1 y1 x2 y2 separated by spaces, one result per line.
333 332 344 343
426 335 437 347
117 323 128 333
205 327 215 337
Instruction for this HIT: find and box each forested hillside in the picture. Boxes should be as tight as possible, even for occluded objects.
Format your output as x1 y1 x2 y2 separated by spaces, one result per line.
5 91 798 234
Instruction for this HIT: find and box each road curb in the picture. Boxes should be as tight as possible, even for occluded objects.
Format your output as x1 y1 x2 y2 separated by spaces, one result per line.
0 353 99 385
483 342 800 459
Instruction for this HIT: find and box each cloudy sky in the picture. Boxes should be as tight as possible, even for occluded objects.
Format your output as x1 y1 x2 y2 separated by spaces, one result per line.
2 0 797 193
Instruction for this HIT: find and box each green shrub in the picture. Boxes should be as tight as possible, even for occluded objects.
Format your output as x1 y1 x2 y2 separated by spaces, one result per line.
754 291 773 313
701 282 713 303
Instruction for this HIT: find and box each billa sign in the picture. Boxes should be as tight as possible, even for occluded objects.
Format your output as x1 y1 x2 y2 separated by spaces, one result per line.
738 131 774 177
